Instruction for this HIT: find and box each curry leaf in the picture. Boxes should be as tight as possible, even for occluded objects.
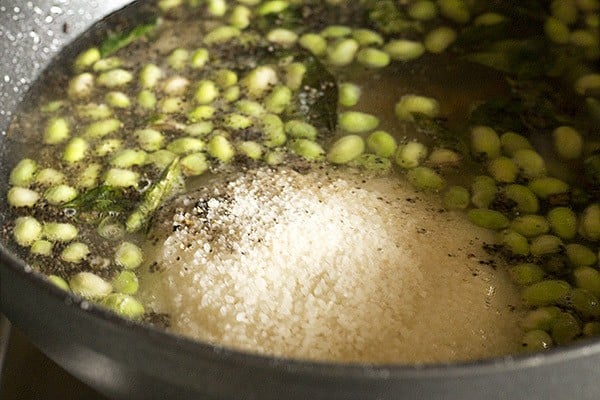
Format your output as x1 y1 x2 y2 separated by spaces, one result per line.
360 0 421 35
100 20 158 57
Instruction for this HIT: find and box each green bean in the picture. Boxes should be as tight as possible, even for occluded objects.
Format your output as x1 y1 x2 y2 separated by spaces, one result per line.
284 62 307 91
513 149 547 179
547 207 578 240
77 103 112 120
467 209 509 230
74 47 101 71
257 1 289 15
110 149 148 168
167 137 205 155
229 5 251 29
579 204 600 241
194 80 219 104
43 222 78 242
167 48 189 70
500 131 533 157
583 322 600 337
427 148 461 167
265 85 292 114
223 86 241 102
63 138 89 164
264 148 286 165
77 164 102 189
551 312 581 345
97 69 133 88
438 0 470 24
44 185 78 205
443 185 470 210
470 175 497 209
395 142 428 169
148 150 177 170
158 0 182 11
299 33 328 56
41 100 65 113
338 82 361 107
190 48 210 69
327 135 365 164
570 288 600 318
207 0 227 16
394 94 440 121
112 270 139 295
68 73 94 99
95 139 123 157
115 242 143 270
207 134 235 163
473 12 507 26
327 38 360 67
187 105 216 122
553 126 583 159
44 117 70 145
289 139 325 161
101 293 145 319
339 111 379 133
104 168 139 187
69 271 112 299
521 306 561 331
528 177 570 199
575 73 600 95
12 216 43 246
9 158 37 187
522 280 571 306
348 154 392 172
47 275 69 291
213 69 238 88
570 30 598 48
93 57 122 72
356 48 391 68
321 25 352 38
566 244 598 267
424 27 457 54
498 229 530 256
366 131 397 158
509 263 544 286
181 153 209 176
135 129 165 152
267 28 298 46
406 167 445 191
573 266 600 297
551 0 578 24
530 235 563 256
34 168 66 187
203 26 241 45
545 17 570 44
487 156 518 183
408 1 438 20
261 114 286 148
503 184 539 214
521 330 553 352
162 76 190 95
61 242 90 264
242 66 279 98
84 118 122 139
137 90 157 109
471 126 501 160
223 113 254 130
383 40 425 61
97 218 125 241
237 141 263 160
284 120 317 140
139 64 162 89
236 100 266 117
510 215 550 237
351 29 384 46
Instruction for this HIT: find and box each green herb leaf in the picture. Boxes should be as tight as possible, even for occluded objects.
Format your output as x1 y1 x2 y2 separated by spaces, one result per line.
126 158 184 233
360 0 421 35
100 20 158 57
294 53 338 133
65 185 131 213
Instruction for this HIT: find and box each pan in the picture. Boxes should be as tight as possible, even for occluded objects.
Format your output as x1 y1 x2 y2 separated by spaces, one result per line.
1 1 600 399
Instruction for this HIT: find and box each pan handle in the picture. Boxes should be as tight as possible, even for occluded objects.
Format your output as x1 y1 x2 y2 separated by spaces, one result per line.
0 314 11 389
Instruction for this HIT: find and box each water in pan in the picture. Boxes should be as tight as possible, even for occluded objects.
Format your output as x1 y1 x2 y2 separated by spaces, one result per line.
2 0 599 363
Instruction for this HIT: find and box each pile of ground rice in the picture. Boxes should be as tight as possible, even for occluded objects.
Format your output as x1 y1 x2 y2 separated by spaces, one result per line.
138 167 522 364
